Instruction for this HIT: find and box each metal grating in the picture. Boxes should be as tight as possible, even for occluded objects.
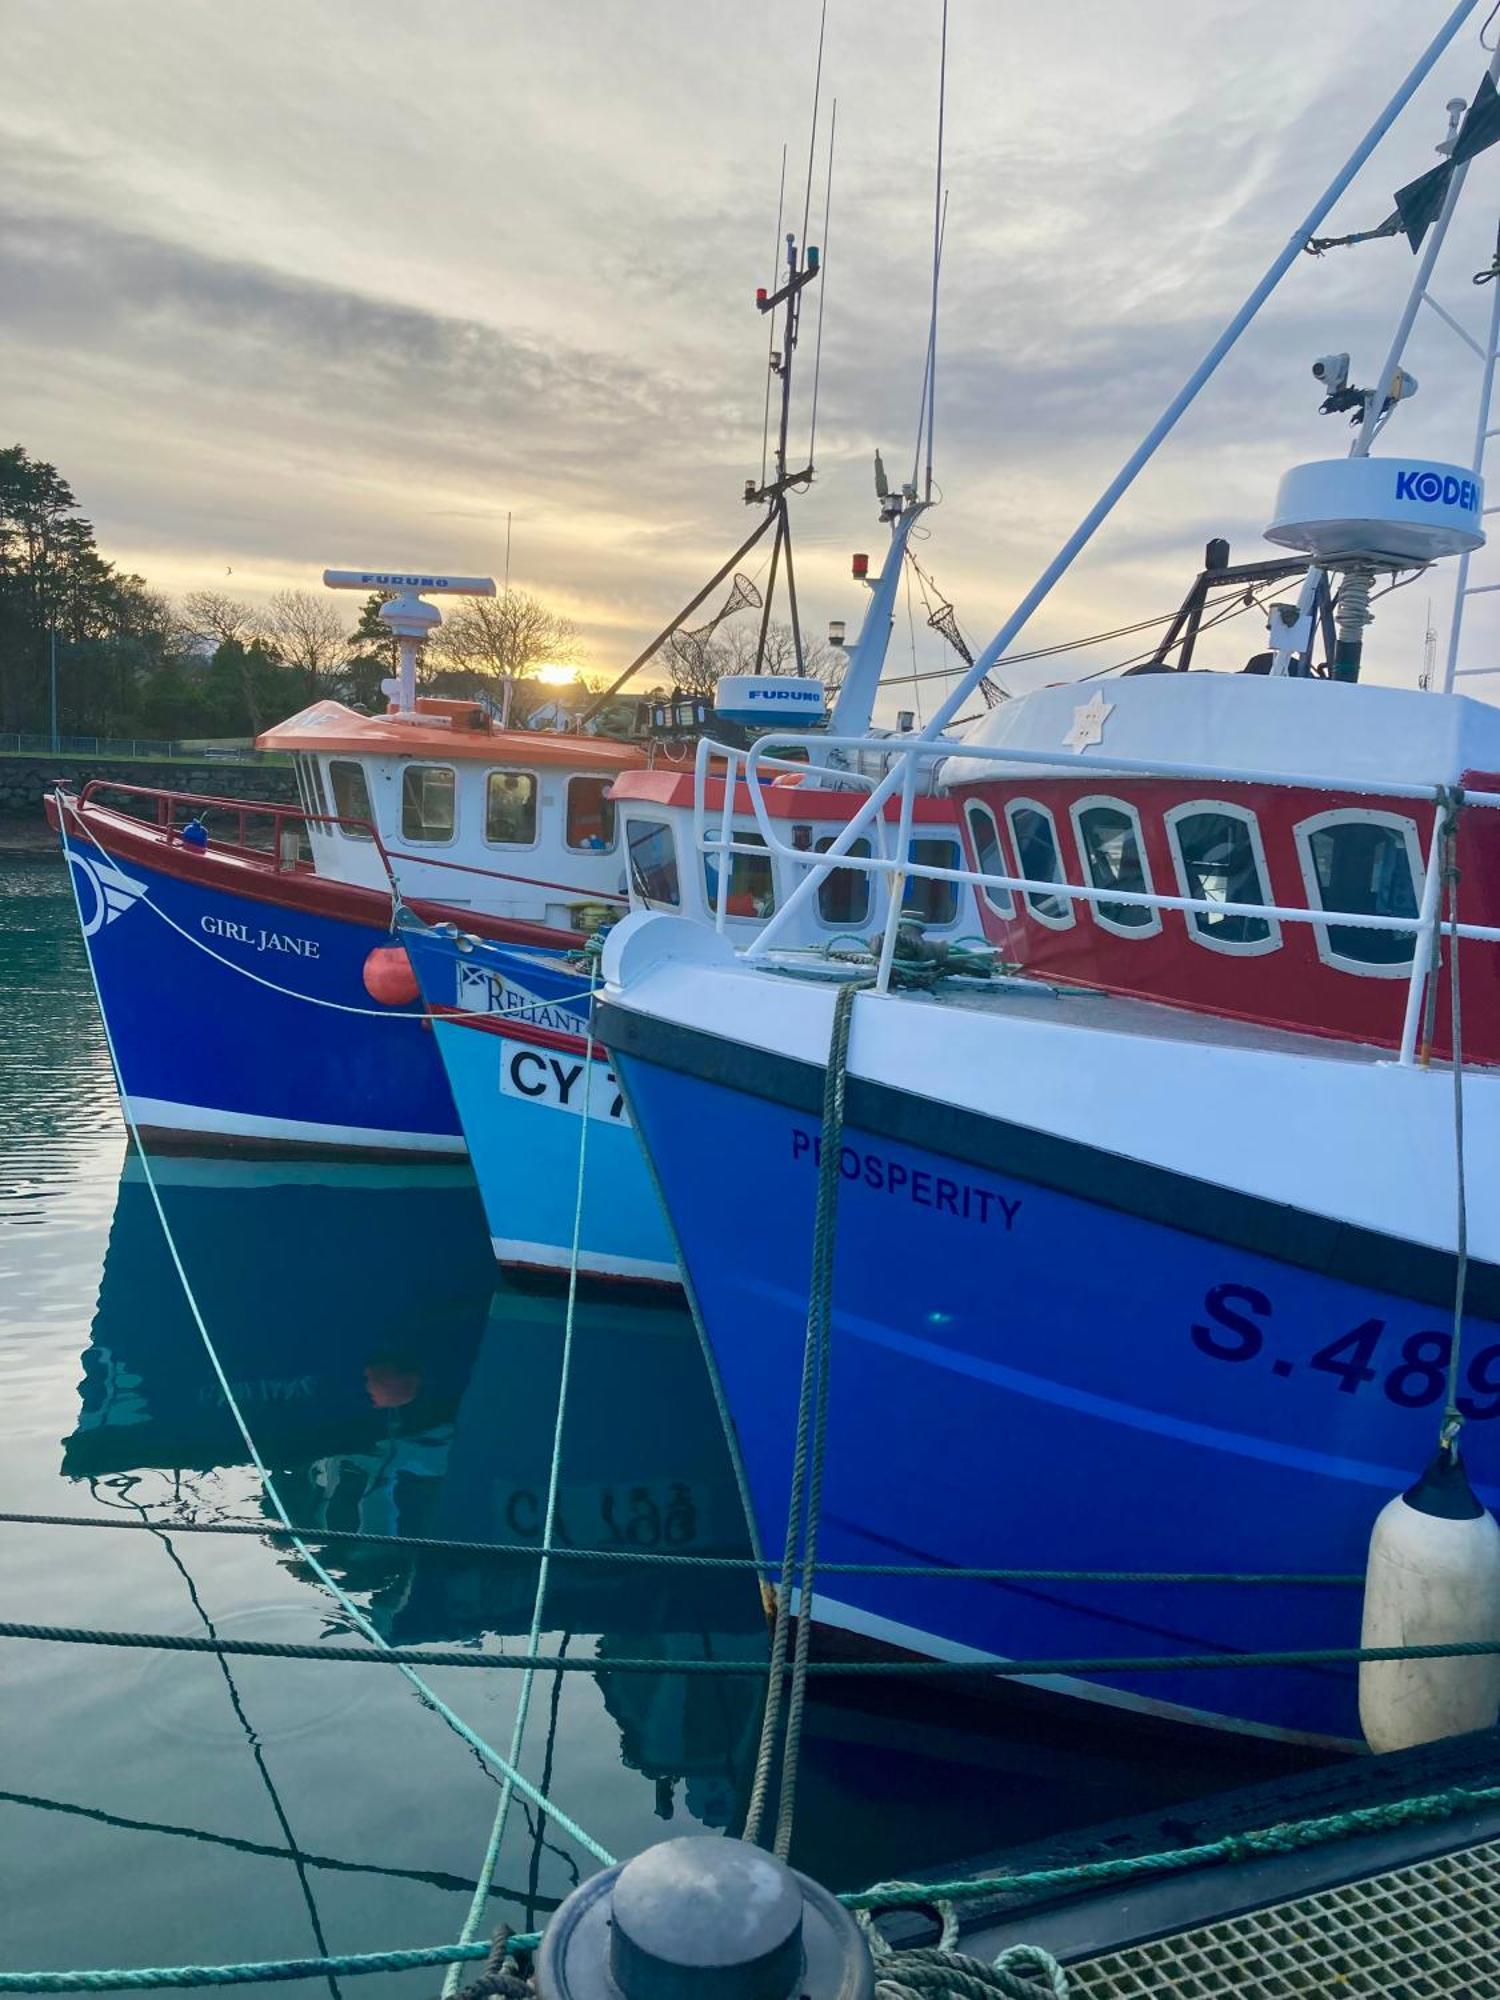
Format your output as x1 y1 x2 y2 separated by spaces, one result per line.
1066 1836 1500 1997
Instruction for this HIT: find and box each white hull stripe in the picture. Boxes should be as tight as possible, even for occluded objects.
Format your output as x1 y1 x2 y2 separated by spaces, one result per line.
491 1235 681 1285
795 1591 1355 1751
127 1095 467 1156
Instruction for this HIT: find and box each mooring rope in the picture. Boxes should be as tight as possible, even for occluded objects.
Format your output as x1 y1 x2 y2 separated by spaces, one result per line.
0 1514 1368 1585
57 834 614 1868
10 1778 1500 1992
12 1622 1500 1677
1437 791 1472 1457
443 955 602 1994
744 977 868 1853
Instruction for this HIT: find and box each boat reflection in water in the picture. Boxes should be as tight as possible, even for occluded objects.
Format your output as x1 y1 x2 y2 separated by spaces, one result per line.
66 1153 767 1832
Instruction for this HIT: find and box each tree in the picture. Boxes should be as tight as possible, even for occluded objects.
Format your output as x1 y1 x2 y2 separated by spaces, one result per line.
263 589 348 700
427 589 580 696
663 619 833 698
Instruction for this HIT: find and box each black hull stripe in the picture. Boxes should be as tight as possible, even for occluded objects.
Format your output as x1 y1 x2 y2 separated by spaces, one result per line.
597 998 1500 1321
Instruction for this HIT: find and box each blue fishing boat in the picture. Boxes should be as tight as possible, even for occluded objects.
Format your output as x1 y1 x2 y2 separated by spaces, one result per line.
596 59 1500 1743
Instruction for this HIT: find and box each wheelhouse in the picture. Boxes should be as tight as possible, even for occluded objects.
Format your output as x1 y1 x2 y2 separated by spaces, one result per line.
261 698 641 931
609 767 981 945
938 671 1500 1063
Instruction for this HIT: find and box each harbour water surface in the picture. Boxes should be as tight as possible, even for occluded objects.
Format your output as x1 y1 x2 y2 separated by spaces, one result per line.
2 852 1324 1989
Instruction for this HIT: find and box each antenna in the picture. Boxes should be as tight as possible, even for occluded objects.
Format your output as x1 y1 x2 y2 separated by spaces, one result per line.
923 0 950 503
807 99 837 467
323 568 495 716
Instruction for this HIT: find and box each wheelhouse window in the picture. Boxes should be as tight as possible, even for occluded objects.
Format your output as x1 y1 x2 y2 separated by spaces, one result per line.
1072 798 1160 937
1296 810 1421 975
566 775 616 852
401 764 456 844
328 760 374 839
626 818 681 910
705 832 776 919
485 769 538 846
1005 800 1073 928
901 838 960 928
963 801 1015 918
815 835 872 928
297 755 329 820
1165 803 1276 953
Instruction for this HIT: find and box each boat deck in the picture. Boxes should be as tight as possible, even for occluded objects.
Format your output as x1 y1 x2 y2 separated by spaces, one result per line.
767 951 1472 1072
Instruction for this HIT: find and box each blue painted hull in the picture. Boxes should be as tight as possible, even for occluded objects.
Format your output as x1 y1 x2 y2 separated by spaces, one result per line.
63 834 461 1152
604 1031 1500 1743
403 923 680 1283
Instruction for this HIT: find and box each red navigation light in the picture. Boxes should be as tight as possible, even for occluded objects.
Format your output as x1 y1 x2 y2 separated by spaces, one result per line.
756 287 768 307
851 552 869 579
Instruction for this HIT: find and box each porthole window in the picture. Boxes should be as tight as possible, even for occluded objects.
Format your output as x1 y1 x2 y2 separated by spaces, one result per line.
328 760 374 839
963 801 1015 918
1165 803 1278 954
1295 810 1422 976
626 818 681 910
704 832 776 919
566 775 616 852
901 838 960 928
401 764 456 844
815 835 872 928
1071 798 1160 937
1004 800 1074 928
485 769 538 846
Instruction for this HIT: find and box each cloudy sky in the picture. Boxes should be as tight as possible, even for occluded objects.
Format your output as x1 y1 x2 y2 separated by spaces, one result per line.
7 0 1500 716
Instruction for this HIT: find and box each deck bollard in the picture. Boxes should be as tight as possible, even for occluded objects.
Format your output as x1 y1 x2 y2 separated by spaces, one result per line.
535 1834 874 1998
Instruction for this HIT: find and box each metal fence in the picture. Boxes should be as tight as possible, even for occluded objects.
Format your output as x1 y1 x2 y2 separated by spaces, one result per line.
0 733 256 760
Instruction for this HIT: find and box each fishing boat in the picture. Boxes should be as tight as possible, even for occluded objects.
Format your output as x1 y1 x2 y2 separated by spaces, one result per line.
399 129 1000 1285
593 55 1500 1743
47 572 645 1156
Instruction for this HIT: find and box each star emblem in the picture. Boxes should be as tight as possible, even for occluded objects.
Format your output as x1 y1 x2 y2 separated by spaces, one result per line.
1064 692 1113 753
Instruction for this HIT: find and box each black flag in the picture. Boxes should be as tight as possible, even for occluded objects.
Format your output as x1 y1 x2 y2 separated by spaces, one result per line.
1309 71 1500 256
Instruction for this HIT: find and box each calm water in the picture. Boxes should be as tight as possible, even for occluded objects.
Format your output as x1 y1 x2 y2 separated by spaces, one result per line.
0 851 1316 1988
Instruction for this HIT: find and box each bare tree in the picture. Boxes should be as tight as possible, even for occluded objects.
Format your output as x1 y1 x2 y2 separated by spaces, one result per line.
263 589 348 698
429 588 580 685
180 590 258 653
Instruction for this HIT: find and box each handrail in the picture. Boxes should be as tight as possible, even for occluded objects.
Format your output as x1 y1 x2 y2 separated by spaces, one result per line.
73 778 626 912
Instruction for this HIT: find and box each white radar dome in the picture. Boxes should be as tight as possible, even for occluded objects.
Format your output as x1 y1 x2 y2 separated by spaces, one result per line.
1265 457 1484 566
714 675 827 727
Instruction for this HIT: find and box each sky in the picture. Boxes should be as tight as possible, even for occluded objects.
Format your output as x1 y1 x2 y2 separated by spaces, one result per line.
7 0 1500 719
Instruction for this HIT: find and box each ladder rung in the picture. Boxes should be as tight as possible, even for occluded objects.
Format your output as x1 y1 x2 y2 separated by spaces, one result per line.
1464 583 1500 596
1483 506 1500 516
1453 667 1500 678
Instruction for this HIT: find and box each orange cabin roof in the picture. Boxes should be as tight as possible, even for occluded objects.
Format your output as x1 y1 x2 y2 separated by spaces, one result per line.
609 768 956 821
258 699 648 772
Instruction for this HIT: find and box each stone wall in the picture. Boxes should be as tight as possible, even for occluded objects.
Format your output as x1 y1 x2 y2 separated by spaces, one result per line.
0 754 297 821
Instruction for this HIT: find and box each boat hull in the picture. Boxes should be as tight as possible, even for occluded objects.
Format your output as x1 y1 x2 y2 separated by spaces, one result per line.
403 922 680 1285
599 969 1500 1745
62 831 463 1154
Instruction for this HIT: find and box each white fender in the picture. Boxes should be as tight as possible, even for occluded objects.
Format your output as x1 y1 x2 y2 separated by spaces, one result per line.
1359 1452 1500 1754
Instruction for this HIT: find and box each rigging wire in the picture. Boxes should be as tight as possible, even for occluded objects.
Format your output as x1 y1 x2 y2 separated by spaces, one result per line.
807 98 837 466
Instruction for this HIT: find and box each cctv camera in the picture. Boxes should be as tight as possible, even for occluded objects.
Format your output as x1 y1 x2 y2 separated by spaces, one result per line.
1311 351 1351 393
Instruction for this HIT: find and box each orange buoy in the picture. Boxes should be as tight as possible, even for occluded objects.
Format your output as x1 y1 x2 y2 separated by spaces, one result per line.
362 945 419 1006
